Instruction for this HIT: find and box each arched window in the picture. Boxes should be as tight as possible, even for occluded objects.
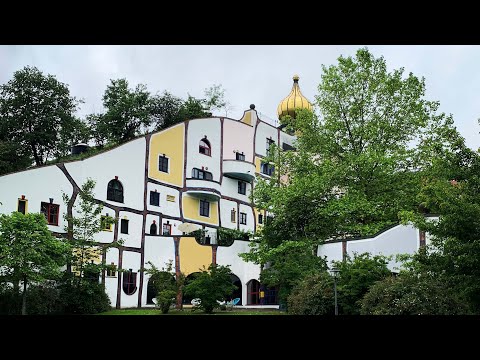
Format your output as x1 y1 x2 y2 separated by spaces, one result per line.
123 269 137 295
199 138 211 156
107 179 124 203
247 279 260 305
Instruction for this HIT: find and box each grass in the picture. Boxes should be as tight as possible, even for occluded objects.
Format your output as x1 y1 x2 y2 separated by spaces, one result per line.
99 307 285 315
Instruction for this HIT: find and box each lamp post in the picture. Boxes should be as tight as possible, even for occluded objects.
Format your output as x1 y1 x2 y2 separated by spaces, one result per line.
330 266 340 316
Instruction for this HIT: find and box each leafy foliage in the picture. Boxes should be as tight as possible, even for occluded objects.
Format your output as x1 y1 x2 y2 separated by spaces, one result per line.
183 264 235 314
59 280 111 314
360 273 471 315
0 66 81 166
0 212 70 314
144 260 178 314
287 272 334 315
334 253 391 315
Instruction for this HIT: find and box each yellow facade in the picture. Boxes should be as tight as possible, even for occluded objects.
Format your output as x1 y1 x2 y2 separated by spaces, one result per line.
179 237 212 275
242 111 252 125
148 123 184 187
253 207 265 230
182 194 219 226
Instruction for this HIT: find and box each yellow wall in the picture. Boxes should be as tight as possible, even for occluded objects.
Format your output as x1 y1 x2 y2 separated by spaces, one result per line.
255 156 262 173
242 112 252 125
179 237 212 275
182 194 219 226
148 124 184 187
253 208 265 230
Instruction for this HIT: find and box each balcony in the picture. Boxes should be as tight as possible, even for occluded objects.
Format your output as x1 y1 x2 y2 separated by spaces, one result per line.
185 178 221 201
222 159 256 182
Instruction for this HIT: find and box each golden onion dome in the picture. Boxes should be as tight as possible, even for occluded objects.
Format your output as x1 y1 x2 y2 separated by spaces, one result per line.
277 74 312 119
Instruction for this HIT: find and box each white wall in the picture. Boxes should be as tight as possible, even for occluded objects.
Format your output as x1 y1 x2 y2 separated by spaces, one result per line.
318 224 420 272
142 236 176 306
120 251 142 308
104 247 120 306
146 182 181 217
161 218 183 236
255 122 279 157
186 118 221 182
238 203 255 232
279 131 296 149
65 137 146 211
220 199 237 230
221 176 251 203
216 240 261 305
0 165 73 233
118 211 143 248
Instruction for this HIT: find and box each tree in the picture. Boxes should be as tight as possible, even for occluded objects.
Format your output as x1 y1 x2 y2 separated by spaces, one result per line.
0 212 70 315
150 91 184 130
183 264 235 314
242 47 460 302
144 260 178 314
0 140 32 175
0 66 81 166
333 253 391 315
360 273 471 315
62 178 116 284
204 84 232 116
96 78 153 143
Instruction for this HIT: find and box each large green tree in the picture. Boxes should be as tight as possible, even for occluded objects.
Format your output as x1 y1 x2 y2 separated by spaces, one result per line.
0 66 81 166
243 47 460 301
0 212 70 315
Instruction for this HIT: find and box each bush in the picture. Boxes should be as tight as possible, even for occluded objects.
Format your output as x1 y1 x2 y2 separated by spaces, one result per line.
60 281 111 314
156 289 176 314
0 284 21 315
26 282 62 315
360 274 472 315
287 272 334 315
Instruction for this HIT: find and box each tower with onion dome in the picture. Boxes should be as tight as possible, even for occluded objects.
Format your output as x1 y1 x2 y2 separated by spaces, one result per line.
277 74 313 121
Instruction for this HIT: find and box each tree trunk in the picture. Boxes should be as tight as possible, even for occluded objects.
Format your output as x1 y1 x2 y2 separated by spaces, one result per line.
21 277 27 315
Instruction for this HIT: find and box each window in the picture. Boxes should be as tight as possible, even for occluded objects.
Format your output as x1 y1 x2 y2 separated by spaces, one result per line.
231 209 236 223
122 269 137 295
200 200 210 217
266 138 275 153
158 155 169 173
120 219 129 234
236 152 245 161
18 199 27 215
247 280 260 305
166 195 175 202
163 223 172 236
258 214 263 224
41 202 59 226
150 221 157 235
238 181 247 195
107 179 124 203
282 142 296 151
261 162 275 176
150 191 160 206
192 168 213 181
100 215 113 231
240 212 247 225
106 262 116 277
199 138 211 156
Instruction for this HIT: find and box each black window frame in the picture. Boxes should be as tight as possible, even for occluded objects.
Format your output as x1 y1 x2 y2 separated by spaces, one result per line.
240 212 247 225
236 152 245 161
238 181 247 195
18 199 27 215
150 222 157 235
106 262 117 277
266 138 275 153
150 191 160 206
192 168 213 181
122 269 137 295
40 202 60 226
231 209 236 223
107 179 124 203
258 214 263 224
261 162 275 176
120 218 129 234
199 138 211 156
200 199 210 217
158 155 169 173
163 223 172 236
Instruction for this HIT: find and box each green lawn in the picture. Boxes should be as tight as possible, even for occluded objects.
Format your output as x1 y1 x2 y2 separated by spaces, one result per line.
99 308 285 315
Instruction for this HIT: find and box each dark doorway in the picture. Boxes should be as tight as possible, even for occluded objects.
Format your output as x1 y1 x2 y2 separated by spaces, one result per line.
246 279 260 305
146 272 176 305
228 273 242 305
182 272 201 305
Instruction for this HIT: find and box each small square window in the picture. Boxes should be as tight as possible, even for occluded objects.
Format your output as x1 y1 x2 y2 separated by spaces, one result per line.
107 262 117 277
258 214 263 224
163 223 172 236
240 212 247 225
159 155 169 173
18 199 27 215
150 191 160 206
41 202 59 226
100 215 113 231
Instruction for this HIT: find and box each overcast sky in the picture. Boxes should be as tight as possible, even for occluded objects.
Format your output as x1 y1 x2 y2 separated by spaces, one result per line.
1 45 479 150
